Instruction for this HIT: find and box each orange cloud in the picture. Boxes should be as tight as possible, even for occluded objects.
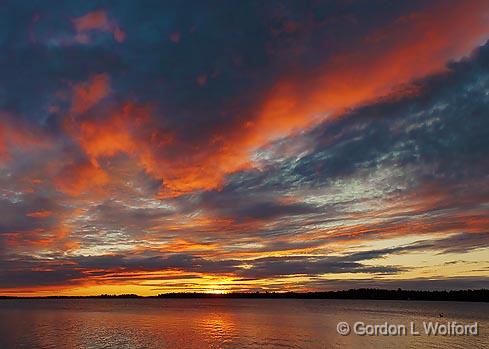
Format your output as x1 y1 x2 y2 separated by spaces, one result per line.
55 160 109 196
64 74 243 196
63 94 252 197
62 99 170 195
66 102 163 164
73 10 125 43
71 74 110 115
0 124 7 160
80 104 161 161
26 210 54 218
73 10 109 31
0 116 50 162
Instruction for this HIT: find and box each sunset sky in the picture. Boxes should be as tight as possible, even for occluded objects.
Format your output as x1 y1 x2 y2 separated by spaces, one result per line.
1 0 489 296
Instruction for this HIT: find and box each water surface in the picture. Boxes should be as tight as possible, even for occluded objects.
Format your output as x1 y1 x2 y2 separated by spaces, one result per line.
0 299 487 348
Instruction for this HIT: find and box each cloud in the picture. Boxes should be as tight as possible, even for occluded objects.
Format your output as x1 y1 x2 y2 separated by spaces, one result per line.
210 0 489 195
24 0 489 198
72 10 125 43
0 115 50 162
1 1 488 294
0 196 58 234
409 232 489 255
0 250 405 289
54 159 108 196
236 255 403 279
70 73 110 114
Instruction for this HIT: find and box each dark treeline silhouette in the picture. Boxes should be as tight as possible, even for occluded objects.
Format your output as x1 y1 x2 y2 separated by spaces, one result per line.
1 289 487 302
156 288 489 302
0 294 140 299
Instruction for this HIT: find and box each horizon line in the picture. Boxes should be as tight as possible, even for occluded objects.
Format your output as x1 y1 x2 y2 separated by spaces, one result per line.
1 288 488 302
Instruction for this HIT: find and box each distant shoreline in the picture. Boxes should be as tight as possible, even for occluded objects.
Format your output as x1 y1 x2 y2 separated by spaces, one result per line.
1 288 488 302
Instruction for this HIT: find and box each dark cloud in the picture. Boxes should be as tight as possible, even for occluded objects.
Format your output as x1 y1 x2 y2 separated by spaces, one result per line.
0 249 406 288
199 188 320 221
86 198 175 230
408 232 489 255
0 258 84 288
236 255 403 279
343 232 489 262
0 195 61 234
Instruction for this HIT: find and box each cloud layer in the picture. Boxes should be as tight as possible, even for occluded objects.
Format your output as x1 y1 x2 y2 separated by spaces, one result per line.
0 0 488 295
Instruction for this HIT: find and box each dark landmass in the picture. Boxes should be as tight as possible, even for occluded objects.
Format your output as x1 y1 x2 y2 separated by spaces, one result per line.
1 288 488 302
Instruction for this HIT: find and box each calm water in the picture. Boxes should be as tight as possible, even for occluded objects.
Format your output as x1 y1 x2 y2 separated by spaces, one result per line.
0 299 487 348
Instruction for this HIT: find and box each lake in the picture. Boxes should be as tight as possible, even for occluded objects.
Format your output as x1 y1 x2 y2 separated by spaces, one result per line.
0 299 487 348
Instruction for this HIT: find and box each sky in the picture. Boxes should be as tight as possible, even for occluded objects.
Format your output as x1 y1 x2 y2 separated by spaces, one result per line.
1 0 489 296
